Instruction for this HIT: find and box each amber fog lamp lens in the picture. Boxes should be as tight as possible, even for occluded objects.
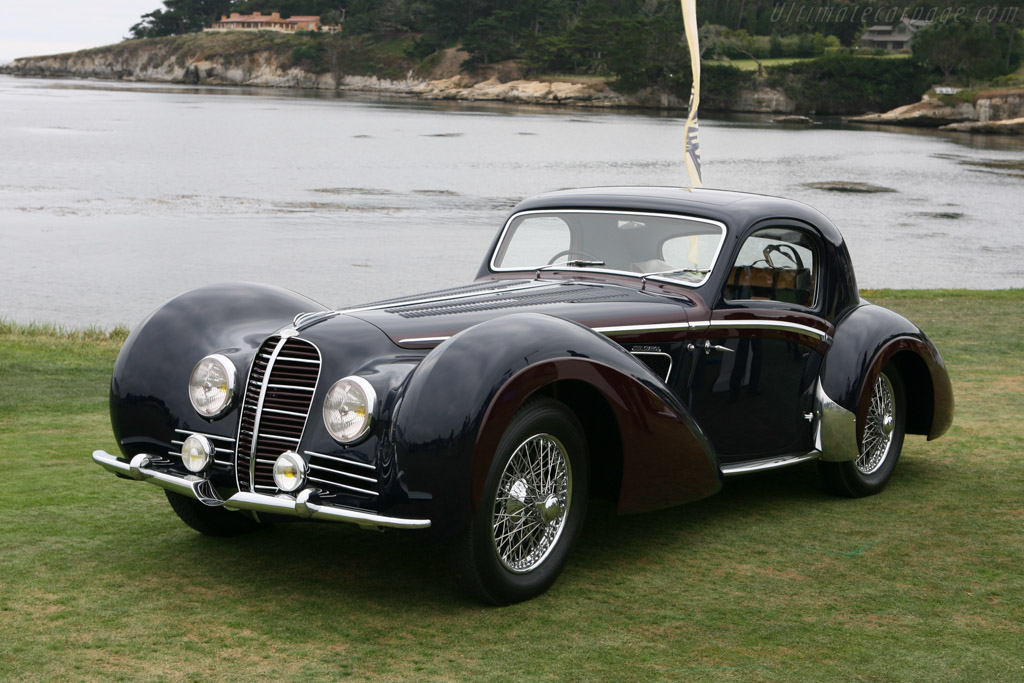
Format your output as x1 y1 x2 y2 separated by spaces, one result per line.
273 451 307 492
181 434 213 473
323 376 376 444
188 354 236 418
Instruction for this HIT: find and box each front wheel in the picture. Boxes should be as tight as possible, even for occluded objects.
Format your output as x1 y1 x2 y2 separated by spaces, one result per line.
165 490 267 536
451 397 589 605
820 366 906 497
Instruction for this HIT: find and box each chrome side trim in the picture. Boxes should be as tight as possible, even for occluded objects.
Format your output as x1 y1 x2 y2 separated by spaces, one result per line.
815 379 859 462
91 450 430 530
594 319 831 343
720 452 820 476
398 336 451 346
403 319 829 345
595 322 692 336
690 319 831 344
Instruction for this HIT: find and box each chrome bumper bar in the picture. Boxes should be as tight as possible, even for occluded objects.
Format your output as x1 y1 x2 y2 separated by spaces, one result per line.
92 450 431 530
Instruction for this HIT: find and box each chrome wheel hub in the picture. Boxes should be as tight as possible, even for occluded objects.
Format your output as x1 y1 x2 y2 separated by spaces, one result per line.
856 373 896 475
492 433 571 573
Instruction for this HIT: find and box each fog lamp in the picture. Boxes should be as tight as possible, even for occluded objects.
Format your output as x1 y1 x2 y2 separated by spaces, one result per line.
181 434 214 473
273 451 307 493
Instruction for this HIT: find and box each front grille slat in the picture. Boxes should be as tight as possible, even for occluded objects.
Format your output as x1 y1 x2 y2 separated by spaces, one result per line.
304 450 379 499
235 336 321 493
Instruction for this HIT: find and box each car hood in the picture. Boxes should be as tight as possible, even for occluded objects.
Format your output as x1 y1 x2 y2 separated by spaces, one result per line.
333 278 695 347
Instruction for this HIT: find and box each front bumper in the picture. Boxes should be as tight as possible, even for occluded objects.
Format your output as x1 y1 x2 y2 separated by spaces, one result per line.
92 450 431 530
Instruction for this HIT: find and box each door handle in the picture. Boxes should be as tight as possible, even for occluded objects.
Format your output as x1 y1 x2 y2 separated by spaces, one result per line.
687 340 734 355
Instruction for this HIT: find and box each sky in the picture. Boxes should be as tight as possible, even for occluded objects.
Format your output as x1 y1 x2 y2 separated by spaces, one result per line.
0 1 162 64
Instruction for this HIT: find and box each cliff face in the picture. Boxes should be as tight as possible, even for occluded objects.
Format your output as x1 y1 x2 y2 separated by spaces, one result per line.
0 35 799 112
11 35 1018 127
4 37 336 89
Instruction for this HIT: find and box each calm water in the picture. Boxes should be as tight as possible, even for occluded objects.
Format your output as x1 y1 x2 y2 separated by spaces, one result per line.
2 75 1022 329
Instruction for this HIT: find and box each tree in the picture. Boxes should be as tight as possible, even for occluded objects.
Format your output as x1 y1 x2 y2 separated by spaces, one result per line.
913 19 1018 84
130 0 233 38
462 15 516 67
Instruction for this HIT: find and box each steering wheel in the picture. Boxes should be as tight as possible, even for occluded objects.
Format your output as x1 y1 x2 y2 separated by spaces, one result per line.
547 249 602 265
763 244 803 270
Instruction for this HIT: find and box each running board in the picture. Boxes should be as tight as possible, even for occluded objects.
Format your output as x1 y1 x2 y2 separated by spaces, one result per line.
720 452 820 476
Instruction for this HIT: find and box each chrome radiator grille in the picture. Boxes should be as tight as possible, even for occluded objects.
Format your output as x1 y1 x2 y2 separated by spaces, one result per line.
236 336 321 492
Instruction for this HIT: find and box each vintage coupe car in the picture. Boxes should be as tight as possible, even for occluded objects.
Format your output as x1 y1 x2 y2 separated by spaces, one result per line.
93 187 953 604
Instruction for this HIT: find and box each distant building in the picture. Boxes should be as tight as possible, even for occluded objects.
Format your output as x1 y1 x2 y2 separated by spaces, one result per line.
860 18 931 52
205 11 335 33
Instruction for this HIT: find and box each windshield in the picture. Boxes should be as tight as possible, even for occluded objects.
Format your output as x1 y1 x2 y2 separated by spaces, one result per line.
491 210 726 286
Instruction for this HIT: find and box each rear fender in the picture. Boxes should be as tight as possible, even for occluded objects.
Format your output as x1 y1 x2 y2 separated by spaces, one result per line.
818 302 953 461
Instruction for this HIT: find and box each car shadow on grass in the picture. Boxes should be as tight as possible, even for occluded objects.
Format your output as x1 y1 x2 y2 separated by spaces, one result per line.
132 456 939 610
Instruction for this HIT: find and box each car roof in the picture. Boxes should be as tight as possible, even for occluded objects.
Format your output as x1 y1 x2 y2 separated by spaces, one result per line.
509 186 845 246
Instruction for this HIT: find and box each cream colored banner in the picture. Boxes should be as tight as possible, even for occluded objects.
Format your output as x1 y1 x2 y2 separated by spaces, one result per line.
681 0 702 188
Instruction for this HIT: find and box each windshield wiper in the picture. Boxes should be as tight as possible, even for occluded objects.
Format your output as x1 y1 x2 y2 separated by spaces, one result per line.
537 259 606 271
647 267 709 278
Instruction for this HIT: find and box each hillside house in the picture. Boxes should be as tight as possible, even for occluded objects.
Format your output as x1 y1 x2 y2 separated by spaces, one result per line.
206 12 328 33
860 18 931 52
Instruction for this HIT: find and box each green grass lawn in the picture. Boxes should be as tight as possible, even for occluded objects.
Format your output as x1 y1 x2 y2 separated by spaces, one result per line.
706 57 810 71
1 290 1022 680
707 53 910 71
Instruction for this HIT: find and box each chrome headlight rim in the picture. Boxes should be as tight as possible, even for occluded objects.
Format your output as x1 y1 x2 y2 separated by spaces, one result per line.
323 375 377 445
188 353 237 419
273 451 308 493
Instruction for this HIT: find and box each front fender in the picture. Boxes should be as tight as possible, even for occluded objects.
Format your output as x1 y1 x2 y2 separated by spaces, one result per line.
110 282 326 459
819 301 953 459
392 312 720 538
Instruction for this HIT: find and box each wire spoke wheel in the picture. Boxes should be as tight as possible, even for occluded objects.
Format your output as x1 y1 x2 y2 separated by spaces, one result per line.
856 373 896 475
820 365 905 498
491 433 572 573
451 397 588 605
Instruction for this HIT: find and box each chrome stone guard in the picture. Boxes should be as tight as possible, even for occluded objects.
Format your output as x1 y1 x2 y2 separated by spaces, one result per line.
91 450 431 530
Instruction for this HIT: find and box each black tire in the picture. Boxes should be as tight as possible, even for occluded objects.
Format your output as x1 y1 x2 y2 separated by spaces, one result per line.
450 397 589 605
165 490 266 537
820 365 906 498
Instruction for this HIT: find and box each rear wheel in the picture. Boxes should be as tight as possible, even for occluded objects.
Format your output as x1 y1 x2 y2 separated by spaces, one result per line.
451 398 589 605
165 490 266 536
820 366 906 497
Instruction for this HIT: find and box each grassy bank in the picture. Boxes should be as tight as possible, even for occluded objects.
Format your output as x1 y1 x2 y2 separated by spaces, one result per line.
1 290 1021 680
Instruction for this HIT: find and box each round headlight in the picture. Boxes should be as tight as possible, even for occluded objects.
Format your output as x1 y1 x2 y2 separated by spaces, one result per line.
181 434 213 473
273 451 307 492
323 376 377 444
188 354 236 418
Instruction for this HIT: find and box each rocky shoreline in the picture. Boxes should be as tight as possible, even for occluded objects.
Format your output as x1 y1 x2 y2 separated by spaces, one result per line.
0 39 802 114
848 89 1024 135
3 40 1022 133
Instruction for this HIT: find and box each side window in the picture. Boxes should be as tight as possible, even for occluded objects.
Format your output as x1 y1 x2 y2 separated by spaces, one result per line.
725 227 818 307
